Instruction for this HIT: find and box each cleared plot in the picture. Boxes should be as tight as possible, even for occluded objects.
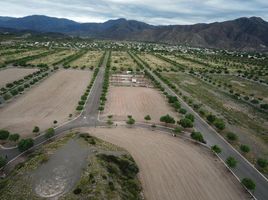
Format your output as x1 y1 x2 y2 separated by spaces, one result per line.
0 67 38 87
164 72 268 158
0 49 46 65
102 86 178 123
69 51 103 67
0 69 91 137
111 51 138 71
85 127 249 200
28 50 76 66
138 53 173 69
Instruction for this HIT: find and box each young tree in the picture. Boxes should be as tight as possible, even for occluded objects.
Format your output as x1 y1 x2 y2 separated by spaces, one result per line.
0 129 10 140
18 138 34 152
8 133 20 142
257 158 268 169
45 128 55 139
126 117 135 126
211 145 222 154
191 131 205 143
32 126 40 133
185 113 195 122
227 132 238 141
206 114 216 123
179 118 193 128
173 126 182 135
160 114 175 126
226 156 237 168
240 144 250 153
214 119 225 130
242 178 256 191
144 115 151 122
179 108 187 114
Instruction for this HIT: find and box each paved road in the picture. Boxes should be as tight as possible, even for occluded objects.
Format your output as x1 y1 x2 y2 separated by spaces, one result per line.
131 53 268 200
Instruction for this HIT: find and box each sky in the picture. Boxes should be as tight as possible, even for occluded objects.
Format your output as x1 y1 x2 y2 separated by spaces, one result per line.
0 0 267 25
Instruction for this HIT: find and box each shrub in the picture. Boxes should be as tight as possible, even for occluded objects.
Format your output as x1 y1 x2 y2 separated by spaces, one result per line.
213 119 225 130
32 126 40 133
207 114 216 123
179 118 193 128
0 130 10 140
211 145 222 154
0 156 7 168
3 93 11 100
191 131 205 143
73 188 82 194
227 132 238 141
76 105 84 111
45 128 55 139
241 178 256 191
8 133 20 142
185 113 195 122
257 158 268 168
126 117 135 125
18 138 34 152
144 115 151 121
160 114 175 125
240 144 250 153
226 156 237 168
179 108 187 114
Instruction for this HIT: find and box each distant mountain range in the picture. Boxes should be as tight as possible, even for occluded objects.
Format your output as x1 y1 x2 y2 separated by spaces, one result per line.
0 15 268 51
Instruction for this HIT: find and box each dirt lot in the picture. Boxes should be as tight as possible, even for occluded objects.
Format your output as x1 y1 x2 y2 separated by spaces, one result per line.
0 67 38 87
83 127 249 200
102 86 178 123
0 69 91 137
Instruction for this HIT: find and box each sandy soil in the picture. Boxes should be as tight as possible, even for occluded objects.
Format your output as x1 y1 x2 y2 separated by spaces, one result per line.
139 53 173 69
0 68 38 88
69 51 103 67
111 51 138 70
83 127 249 200
102 86 178 123
0 69 91 137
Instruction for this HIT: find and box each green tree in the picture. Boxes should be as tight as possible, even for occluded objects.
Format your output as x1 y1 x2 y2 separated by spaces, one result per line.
227 132 238 141
240 144 250 153
18 138 34 152
191 131 205 143
206 114 216 123
179 118 193 128
8 133 20 142
32 126 40 133
226 156 237 168
45 128 55 139
211 145 222 154
173 126 182 134
0 130 10 140
126 117 135 126
160 114 175 125
241 178 256 191
179 108 187 114
185 113 195 122
0 156 7 168
257 158 268 169
214 119 225 130
144 115 151 122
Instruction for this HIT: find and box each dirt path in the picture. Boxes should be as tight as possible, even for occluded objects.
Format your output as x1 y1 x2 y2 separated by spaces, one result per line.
83 127 250 200
0 68 38 87
102 86 178 123
0 69 91 137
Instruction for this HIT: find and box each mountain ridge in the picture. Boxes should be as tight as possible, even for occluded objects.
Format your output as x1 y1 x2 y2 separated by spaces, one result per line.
0 15 267 51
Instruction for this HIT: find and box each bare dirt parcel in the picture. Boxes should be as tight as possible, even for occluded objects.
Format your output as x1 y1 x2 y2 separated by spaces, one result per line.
0 69 91 137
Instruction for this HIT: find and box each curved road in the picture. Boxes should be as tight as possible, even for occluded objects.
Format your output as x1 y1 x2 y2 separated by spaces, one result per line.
1 51 268 199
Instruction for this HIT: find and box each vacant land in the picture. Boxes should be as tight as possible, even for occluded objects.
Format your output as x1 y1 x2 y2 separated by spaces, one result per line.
69 51 103 67
0 69 91 136
0 49 46 65
138 53 173 69
85 127 249 200
102 86 178 123
163 71 268 159
0 68 38 87
111 51 138 71
28 50 76 66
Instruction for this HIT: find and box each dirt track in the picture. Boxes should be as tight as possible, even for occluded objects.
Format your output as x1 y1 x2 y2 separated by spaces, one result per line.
0 68 38 87
84 127 249 200
0 69 91 137
102 86 178 123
